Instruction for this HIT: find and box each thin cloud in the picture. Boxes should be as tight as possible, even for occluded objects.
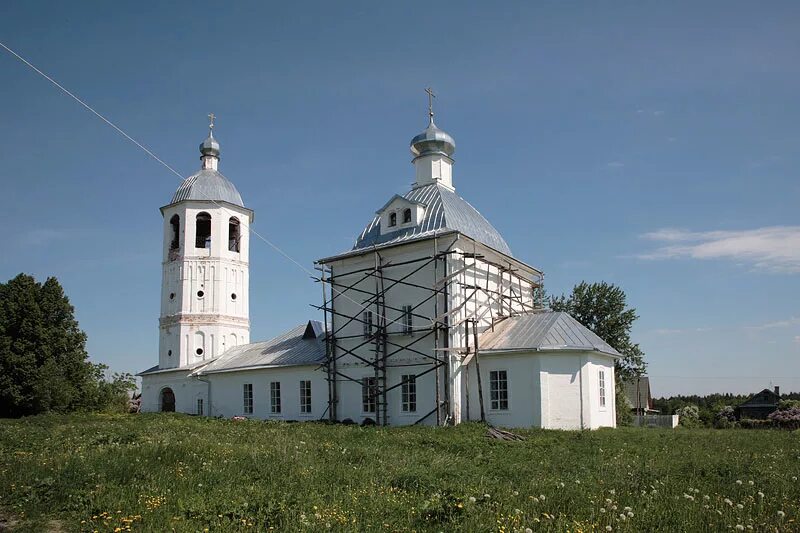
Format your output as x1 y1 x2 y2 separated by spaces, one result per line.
637 226 800 273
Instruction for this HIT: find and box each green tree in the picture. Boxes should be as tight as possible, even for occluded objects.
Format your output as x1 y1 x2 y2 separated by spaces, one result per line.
550 281 646 381
0 273 130 417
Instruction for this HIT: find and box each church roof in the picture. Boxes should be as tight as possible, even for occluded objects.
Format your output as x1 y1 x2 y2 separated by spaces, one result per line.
195 320 326 375
171 169 244 207
478 312 622 357
349 183 513 257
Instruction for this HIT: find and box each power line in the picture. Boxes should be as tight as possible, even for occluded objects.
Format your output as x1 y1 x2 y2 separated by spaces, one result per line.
0 39 389 323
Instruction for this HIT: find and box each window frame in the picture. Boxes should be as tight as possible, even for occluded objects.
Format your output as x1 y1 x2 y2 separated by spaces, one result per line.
489 369 510 411
402 208 412 224
195 212 212 249
270 381 281 414
300 380 312 414
361 376 377 414
228 217 241 252
388 212 397 227
363 310 373 339
599 369 607 409
196 398 204 416
243 383 254 415
401 305 413 335
401 374 417 413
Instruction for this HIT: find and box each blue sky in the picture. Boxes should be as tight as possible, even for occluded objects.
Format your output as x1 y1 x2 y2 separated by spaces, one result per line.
1 2 798 396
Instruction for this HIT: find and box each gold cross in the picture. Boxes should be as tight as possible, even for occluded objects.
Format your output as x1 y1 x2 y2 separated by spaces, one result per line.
208 112 216 131
425 87 435 120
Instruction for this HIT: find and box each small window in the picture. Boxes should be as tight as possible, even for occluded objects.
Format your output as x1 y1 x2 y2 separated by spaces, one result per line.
196 348 203 356
167 350 172 356
243 383 253 414
388 212 397 227
270 382 281 414
197 290 204 298
599 370 606 408
169 214 180 250
401 305 413 335
169 292 175 300
403 208 412 224
401 375 416 413
490 370 509 410
195 212 212 249
300 380 312 414
363 311 373 339
196 398 204 416
228 217 241 252
362 376 377 413
231 293 237 300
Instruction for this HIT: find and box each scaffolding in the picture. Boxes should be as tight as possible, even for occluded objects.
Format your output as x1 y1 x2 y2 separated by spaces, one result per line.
315 236 544 426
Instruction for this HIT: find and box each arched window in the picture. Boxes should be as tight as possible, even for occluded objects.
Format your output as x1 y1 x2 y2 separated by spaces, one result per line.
389 212 397 227
169 215 180 250
228 217 241 252
403 208 412 224
195 212 211 248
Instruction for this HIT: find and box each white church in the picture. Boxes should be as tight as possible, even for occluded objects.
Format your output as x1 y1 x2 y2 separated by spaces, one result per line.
139 102 620 430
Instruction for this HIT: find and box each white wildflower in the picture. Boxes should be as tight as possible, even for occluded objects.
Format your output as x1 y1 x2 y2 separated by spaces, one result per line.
757 492 764 498
532 497 539 503
724 498 733 506
525 529 533 533
627 511 634 518
703 495 710 500
559 482 565 488
735 525 744 531
748 480 754 486
619 514 626 521
736 480 743 485
540 494 546 501
737 504 744 509
624 506 632 512
600 508 606 513
468 496 476 504
484 494 490 499
514 509 521 515
778 511 785 518
513 490 519 496
606 527 613 532
605 498 613 505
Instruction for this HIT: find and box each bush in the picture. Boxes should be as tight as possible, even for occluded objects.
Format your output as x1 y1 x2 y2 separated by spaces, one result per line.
778 399 800 411
768 407 800 430
676 405 700 427
739 419 774 430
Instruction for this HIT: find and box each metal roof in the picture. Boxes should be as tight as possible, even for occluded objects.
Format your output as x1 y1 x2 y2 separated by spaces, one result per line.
195 320 326 374
171 169 244 207
351 183 513 256
478 312 622 357
137 359 212 376
623 377 652 410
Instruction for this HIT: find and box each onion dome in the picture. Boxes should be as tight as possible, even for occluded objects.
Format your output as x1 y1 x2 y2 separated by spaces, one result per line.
410 118 456 159
199 134 220 158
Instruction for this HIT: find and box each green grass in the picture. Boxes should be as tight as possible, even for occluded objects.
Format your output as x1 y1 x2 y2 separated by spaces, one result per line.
0 414 798 532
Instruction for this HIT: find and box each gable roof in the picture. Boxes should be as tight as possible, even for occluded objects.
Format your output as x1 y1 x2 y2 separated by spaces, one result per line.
739 388 780 407
347 183 513 257
376 194 426 214
194 320 326 375
478 312 622 357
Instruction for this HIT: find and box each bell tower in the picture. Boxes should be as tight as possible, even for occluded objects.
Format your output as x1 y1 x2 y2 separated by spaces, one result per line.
158 118 253 369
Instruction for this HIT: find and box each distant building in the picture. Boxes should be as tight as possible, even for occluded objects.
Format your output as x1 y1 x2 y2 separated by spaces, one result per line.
735 387 781 420
624 376 658 415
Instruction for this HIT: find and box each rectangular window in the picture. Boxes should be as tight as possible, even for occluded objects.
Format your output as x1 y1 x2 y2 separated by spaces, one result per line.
300 380 312 414
362 376 377 413
401 374 417 412
599 370 606 408
196 398 204 416
401 305 413 335
243 383 253 414
270 381 281 414
363 311 373 339
489 370 509 410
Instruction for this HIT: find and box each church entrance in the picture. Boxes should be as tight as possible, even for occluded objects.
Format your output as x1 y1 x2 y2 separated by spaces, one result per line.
160 388 175 412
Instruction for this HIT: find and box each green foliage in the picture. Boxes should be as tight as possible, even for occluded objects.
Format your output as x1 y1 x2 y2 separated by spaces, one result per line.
676 405 700 427
778 399 800 411
615 381 633 426
1 414 799 532
0 273 132 417
549 281 646 382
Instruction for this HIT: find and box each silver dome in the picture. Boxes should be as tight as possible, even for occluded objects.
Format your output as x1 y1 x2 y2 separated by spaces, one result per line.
200 134 220 157
410 119 456 158
171 169 244 207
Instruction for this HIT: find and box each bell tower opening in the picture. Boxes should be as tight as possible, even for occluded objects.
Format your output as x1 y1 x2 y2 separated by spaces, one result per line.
195 212 211 248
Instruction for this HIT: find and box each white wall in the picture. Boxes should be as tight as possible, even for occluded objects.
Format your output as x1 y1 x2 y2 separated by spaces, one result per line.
140 370 206 414
204 366 327 420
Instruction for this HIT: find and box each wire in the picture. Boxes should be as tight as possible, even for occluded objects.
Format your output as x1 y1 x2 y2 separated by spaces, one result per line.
0 39 384 322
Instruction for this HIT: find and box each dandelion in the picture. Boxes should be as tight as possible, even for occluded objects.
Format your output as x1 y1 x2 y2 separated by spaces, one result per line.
525 529 533 533
540 495 546 501
624 507 632 512
757 492 764 498
575 480 581 484
627 512 634 518
619 514 626 521
606 527 613 532
514 509 521 515
737 504 744 509
736 480 743 485
748 481 754 486
559 482 565 488
605 499 613 505
704 495 710 500
513 490 519 496
469 496 476 504
792 476 797 482
532 497 540 503
735 525 745 531
600 508 606 514
777 511 785 518
724 498 733 506
484 494 491 499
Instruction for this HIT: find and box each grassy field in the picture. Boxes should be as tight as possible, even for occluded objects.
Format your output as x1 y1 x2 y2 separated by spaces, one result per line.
0 414 798 532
